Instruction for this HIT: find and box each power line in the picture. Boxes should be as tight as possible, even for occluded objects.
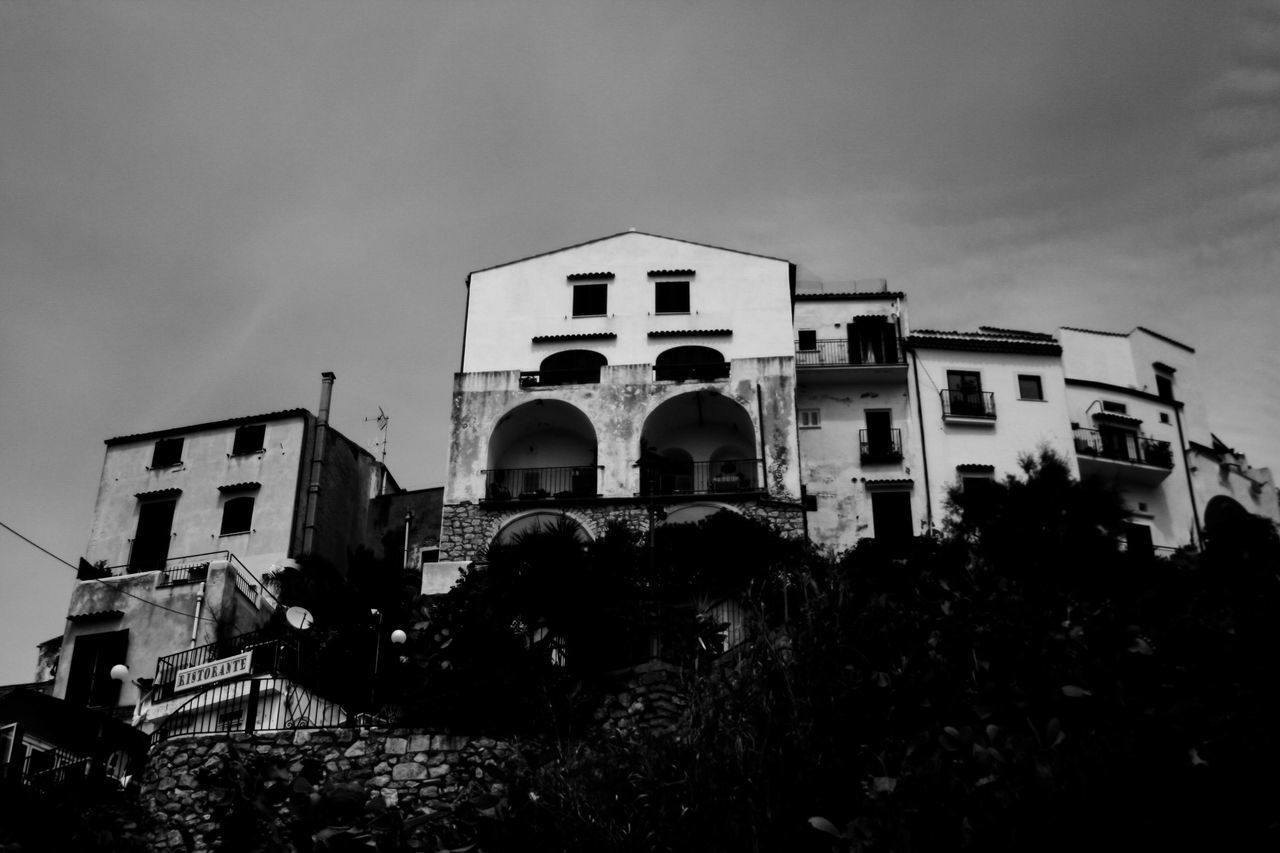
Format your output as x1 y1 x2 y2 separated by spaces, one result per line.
0 518 220 624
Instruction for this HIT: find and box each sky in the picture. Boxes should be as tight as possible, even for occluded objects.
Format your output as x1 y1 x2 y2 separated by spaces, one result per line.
1 0 1277 684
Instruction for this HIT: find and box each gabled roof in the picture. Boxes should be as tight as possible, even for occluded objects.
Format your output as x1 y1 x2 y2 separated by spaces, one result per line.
466 230 793 278
1058 325 1195 353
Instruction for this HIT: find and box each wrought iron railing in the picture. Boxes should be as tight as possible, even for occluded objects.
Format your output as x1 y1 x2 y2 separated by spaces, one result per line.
654 361 730 382
859 428 903 463
941 390 997 419
795 339 906 367
148 676 353 747
153 631 303 701
1074 428 1174 469
483 465 602 501
519 367 603 388
639 458 762 496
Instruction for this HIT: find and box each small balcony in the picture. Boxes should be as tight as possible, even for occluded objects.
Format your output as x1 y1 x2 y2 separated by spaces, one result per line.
483 465 602 502
639 458 762 497
941 390 996 423
1074 428 1174 484
795 338 907 384
859 428 903 464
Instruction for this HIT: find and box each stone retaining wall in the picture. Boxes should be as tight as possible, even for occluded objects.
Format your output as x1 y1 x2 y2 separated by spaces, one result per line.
140 727 527 851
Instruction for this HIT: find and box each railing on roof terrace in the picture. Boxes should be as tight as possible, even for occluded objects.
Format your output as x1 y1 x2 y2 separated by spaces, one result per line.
795 339 906 367
87 550 277 609
483 465 602 501
639 458 762 497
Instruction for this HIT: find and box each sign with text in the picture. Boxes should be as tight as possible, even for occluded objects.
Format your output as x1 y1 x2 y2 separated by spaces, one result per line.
174 651 252 693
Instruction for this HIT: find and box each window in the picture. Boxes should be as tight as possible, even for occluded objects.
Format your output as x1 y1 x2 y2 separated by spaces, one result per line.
1156 374 1174 402
799 409 821 428
654 281 690 314
1017 374 1044 401
870 491 913 543
151 438 184 468
945 371 990 417
960 473 994 493
1101 400 1128 415
64 629 128 707
572 283 607 317
232 424 266 455
129 498 176 572
220 496 254 536
848 317 899 365
797 330 817 351
802 488 818 512
1124 522 1154 558
1159 412 1171 424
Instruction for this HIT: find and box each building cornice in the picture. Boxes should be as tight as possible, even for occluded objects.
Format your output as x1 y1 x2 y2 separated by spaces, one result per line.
106 409 311 447
1064 378 1183 407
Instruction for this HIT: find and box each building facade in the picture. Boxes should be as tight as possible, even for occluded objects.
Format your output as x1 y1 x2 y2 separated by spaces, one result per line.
439 232 1278 564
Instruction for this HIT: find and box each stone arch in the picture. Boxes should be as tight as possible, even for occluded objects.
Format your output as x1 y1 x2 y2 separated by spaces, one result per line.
638 391 759 495
659 502 742 527
490 509 595 546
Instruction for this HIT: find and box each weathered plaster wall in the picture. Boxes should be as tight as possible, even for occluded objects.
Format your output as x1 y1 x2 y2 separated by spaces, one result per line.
312 430 386 576
85 417 309 580
463 232 795 373
140 728 527 851
54 564 269 709
443 358 800 509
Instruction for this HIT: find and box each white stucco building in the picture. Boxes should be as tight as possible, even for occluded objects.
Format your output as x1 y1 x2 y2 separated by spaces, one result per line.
439 231 807 564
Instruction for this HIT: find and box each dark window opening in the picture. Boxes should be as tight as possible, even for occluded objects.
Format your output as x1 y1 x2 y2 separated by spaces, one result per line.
1101 400 1128 415
1124 522 1154 558
655 346 729 382
802 487 818 512
232 424 266 455
797 329 817 351
1160 412 1171 424
654 281 690 313
220 496 255 536
1018 374 1044 400
863 410 899 461
530 350 607 386
870 491 913 543
945 371 991 417
64 629 128 708
572 283 608 317
151 438 184 468
129 499 176 572
960 474 994 493
848 317 899 365
1156 375 1174 402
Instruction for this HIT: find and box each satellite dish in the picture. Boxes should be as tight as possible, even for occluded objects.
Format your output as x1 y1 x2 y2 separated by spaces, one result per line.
285 606 315 631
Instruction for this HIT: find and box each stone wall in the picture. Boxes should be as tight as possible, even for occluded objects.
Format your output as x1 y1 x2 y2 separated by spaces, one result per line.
441 498 804 561
140 727 527 851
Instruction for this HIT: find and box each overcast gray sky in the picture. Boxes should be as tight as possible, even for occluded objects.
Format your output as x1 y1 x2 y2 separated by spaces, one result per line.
2 0 1278 684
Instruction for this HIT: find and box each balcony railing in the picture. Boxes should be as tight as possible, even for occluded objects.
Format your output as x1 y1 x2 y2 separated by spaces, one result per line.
639 458 762 497
654 361 730 382
82 551 277 609
149 675 352 747
519 367 602 388
153 630 304 701
795 339 906 368
859 428 903 463
483 465 602 501
1074 428 1174 469
941 390 996 420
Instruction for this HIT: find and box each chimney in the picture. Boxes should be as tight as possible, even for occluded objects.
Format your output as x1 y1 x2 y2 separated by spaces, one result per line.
317 371 336 425
302 372 335 558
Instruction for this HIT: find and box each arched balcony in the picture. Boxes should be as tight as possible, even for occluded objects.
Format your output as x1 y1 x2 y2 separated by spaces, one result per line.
520 350 607 388
654 346 730 382
638 392 760 496
484 400 601 501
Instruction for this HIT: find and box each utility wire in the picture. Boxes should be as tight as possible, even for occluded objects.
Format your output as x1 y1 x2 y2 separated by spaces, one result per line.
1 517 220 623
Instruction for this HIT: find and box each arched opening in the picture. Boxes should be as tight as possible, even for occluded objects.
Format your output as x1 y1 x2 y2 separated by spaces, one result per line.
654 346 729 382
527 350 607 387
485 401 599 500
639 391 759 496
492 510 592 546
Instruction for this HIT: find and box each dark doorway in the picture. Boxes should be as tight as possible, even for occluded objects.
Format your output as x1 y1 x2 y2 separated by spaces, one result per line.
871 491 913 543
129 499 175 572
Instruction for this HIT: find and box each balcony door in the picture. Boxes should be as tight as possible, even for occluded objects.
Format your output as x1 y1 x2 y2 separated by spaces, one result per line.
870 491 913 543
1099 426 1138 462
129 498 176 572
946 371 983 416
866 410 893 458
849 317 898 365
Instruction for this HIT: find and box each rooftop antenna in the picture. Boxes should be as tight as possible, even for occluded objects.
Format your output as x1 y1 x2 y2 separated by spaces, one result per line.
366 407 389 495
